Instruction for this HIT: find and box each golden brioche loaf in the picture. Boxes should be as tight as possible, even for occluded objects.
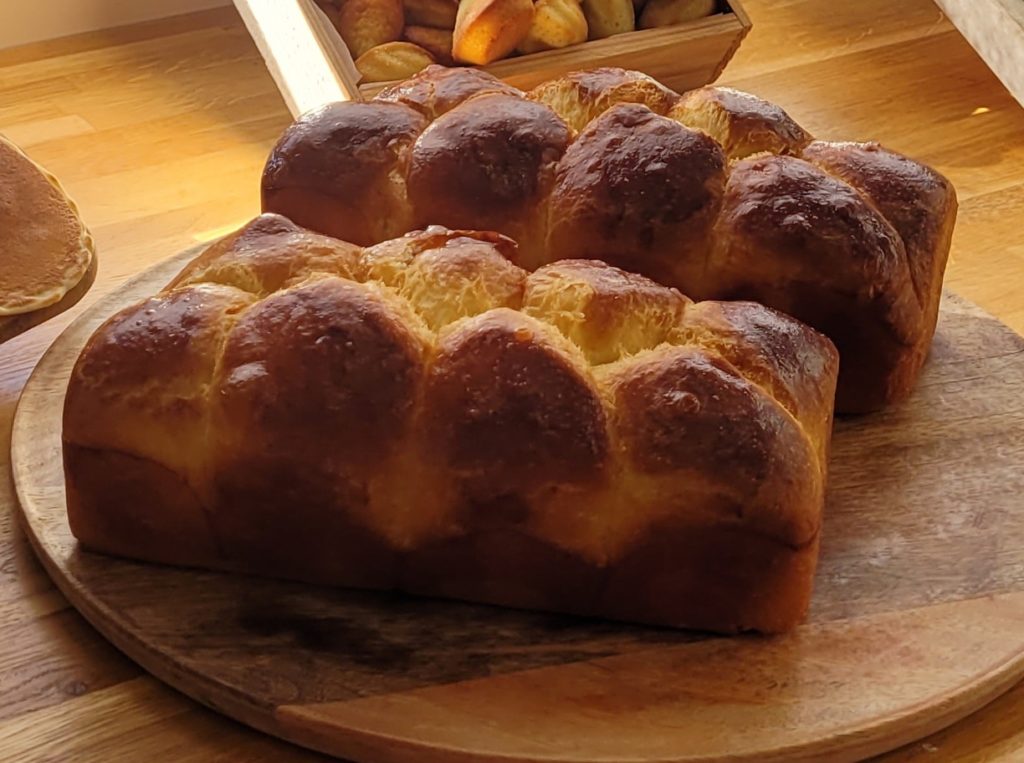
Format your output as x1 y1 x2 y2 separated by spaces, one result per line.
64 214 838 634
262 65 957 412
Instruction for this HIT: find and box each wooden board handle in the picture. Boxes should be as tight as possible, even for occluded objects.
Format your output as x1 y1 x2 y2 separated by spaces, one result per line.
232 0 364 117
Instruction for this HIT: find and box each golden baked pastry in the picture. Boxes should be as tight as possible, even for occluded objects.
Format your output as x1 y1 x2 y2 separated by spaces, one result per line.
322 0 405 59
355 41 437 83
262 65 957 412
0 135 94 333
518 0 589 54
452 0 535 64
64 214 838 634
582 0 634 39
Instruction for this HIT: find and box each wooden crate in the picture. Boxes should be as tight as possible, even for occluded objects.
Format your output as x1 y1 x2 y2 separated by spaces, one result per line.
234 0 751 117
934 0 1024 108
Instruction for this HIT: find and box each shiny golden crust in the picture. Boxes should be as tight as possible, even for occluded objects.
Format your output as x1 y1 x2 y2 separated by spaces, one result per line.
547 103 726 286
802 140 957 317
523 258 689 364
425 309 609 498
260 66 956 412
213 277 428 467
64 214 838 634
706 154 921 411
799 141 956 410
710 155 913 304
364 229 526 328
376 64 523 119
0 135 95 317
608 347 821 545
64 284 255 492
209 276 427 582
675 300 838 464
670 86 812 159
261 101 427 246
407 93 571 260
528 66 677 132
169 212 363 295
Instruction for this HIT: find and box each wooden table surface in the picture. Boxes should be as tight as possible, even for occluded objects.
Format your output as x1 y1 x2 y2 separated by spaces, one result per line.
0 1 1022 760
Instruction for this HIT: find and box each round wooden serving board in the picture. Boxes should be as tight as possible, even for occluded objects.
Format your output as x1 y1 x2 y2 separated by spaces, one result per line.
12 248 1024 763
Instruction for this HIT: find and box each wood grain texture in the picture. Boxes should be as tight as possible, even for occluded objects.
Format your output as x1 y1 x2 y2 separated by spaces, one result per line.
10 248 1024 762
0 0 1024 760
934 0 1024 107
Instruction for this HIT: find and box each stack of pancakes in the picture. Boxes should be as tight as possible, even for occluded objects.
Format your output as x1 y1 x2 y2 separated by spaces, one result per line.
0 135 95 343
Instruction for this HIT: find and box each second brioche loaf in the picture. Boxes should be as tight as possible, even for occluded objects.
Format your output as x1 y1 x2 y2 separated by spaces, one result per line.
262 65 957 413
63 214 838 634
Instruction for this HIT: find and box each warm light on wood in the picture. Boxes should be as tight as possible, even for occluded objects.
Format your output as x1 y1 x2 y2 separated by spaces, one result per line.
2 2 1024 760
13 276 1024 763
236 0 749 101
231 0 362 116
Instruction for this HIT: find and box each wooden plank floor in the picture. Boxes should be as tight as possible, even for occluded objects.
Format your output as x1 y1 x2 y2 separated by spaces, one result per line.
0 1 1023 760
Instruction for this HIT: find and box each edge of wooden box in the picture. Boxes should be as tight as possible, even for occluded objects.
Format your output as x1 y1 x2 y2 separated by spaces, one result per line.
361 6 750 96
233 0 751 115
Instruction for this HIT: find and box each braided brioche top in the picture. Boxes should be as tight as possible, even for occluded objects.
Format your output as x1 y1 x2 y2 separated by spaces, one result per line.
260 66 956 412
66 214 838 564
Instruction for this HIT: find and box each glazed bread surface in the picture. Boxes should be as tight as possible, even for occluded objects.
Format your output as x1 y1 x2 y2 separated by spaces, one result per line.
261 65 957 412
64 214 839 634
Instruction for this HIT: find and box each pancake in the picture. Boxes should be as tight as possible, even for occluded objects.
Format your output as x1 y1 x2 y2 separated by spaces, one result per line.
0 135 94 317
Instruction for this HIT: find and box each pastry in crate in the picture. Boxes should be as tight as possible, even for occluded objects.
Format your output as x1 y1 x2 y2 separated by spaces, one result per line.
63 214 838 634
261 65 958 412
314 0 722 82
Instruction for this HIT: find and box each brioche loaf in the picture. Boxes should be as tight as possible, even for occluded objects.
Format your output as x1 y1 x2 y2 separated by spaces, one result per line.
64 214 838 634
262 65 957 412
